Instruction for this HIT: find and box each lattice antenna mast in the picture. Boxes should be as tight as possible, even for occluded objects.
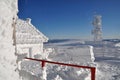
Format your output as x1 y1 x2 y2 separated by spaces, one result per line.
92 15 102 42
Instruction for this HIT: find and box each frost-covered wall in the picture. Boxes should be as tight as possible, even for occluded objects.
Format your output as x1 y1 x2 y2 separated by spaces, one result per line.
0 0 20 80
16 44 43 58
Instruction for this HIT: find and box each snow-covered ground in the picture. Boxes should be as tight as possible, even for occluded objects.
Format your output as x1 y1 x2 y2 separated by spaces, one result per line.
20 39 120 80
45 39 120 80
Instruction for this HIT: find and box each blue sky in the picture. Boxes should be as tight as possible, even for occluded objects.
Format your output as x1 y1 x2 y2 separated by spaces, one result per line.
18 0 120 39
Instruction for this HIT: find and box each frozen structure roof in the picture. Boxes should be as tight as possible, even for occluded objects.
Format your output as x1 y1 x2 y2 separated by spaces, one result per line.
15 18 48 44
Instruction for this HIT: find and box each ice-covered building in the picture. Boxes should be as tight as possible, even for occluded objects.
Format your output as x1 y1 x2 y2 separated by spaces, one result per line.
15 18 48 58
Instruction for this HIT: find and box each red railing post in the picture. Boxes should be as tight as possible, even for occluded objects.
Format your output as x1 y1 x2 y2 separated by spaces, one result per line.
41 61 46 68
91 68 96 80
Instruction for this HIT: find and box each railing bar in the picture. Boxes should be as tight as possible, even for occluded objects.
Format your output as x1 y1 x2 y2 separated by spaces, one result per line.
25 57 95 69
25 57 96 80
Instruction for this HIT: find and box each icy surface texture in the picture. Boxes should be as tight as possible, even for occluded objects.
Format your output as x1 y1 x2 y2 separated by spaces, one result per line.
0 0 20 80
16 19 48 44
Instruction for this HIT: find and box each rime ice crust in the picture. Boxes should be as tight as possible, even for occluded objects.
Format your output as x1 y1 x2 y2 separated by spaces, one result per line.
0 0 20 80
15 19 48 44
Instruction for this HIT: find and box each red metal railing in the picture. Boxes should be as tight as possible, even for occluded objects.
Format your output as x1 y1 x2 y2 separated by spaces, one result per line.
25 57 96 80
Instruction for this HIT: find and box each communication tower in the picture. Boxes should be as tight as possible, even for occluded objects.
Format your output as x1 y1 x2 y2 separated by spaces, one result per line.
92 15 102 42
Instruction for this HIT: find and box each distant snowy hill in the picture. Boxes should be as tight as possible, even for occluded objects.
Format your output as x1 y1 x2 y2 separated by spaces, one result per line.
103 39 120 43
46 39 85 46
